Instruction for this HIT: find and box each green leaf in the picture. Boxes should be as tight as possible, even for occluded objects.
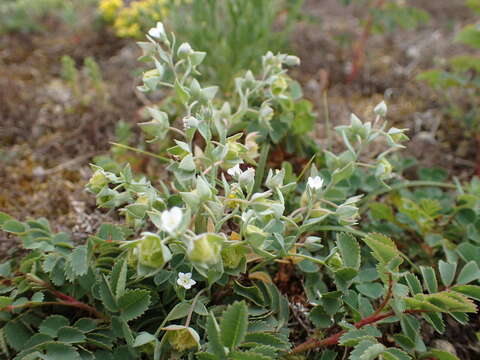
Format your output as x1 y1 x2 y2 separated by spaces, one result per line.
229 351 272 360
404 273 423 295
422 312 444 333
99 275 118 312
339 326 381 346
73 318 97 333
220 301 248 350
455 25 480 49
382 348 412 360
0 212 13 226
39 315 70 337
357 283 384 299
457 261 480 285
133 332 156 347
57 326 87 343
451 284 480 301
337 233 360 270
233 282 265 306
363 233 401 265
165 302 191 322
44 342 81 360
206 312 227 358
439 261 457 288
0 296 12 308
419 349 460 360
70 245 88 277
118 289 151 322
420 266 438 293
349 339 385 360
2 220 26 234
243 332 290 350
331 162 355 185
4 320 33 351
110 259 128 298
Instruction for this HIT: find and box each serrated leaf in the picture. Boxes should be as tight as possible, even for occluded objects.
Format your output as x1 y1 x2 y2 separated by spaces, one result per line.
439 261 457 288
243 332 290 350
110 259 128 298
404 273 423 295
229 351 272 360
220 301 248 350
4 321 33 351
118 289 151 322
57 326 86 343
382 348 412 360
419 349 460 360
422 312 444 333
39 315 70 337
70 245 88 277
206 312 227 358
44 342 81 360
349 339 385 360
420 266 438 293
73 318 97 333
337 233 360 270
339 326 381 346
99 275 118 312
457 261 480 285
451 284 480 301
363 233 401 265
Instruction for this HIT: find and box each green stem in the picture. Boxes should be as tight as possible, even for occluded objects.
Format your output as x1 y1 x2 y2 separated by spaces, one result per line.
110 142 170 163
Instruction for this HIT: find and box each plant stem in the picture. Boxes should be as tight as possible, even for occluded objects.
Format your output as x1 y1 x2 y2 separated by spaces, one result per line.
110 142 170 163
26 275 108 320
290 309 425 354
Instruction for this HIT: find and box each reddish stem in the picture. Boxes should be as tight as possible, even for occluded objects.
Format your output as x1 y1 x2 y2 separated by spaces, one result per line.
346 0 386 84
25 275 108 320
291 309 426 354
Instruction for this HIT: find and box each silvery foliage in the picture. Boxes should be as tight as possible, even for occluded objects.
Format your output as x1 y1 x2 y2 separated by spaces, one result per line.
87 22 409 281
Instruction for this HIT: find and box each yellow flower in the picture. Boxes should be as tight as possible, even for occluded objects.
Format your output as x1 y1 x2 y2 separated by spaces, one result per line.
99 0 122 22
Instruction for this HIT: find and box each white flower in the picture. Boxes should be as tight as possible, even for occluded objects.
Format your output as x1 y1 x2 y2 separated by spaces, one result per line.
161 207 182 234
307 176 324 190
227 164 243 177
148 22 166 40
374 101 388 117
177 272 196 290
239 167 255 186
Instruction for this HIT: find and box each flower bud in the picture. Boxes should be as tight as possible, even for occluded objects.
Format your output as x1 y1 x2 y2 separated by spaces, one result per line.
374 100 388 117
163 325 200 352
188 233 224 265
375 158 393 180
148 22 167 43
88 170 108 193
177 42 193 59
284 55 301 67
239 168 256 190
136 232 172 268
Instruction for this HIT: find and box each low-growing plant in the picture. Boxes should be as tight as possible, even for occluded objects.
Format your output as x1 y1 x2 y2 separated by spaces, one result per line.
60 55 109 107
0 0 98 34
339 0 430 83
417 0 480 173
0 23 479 360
